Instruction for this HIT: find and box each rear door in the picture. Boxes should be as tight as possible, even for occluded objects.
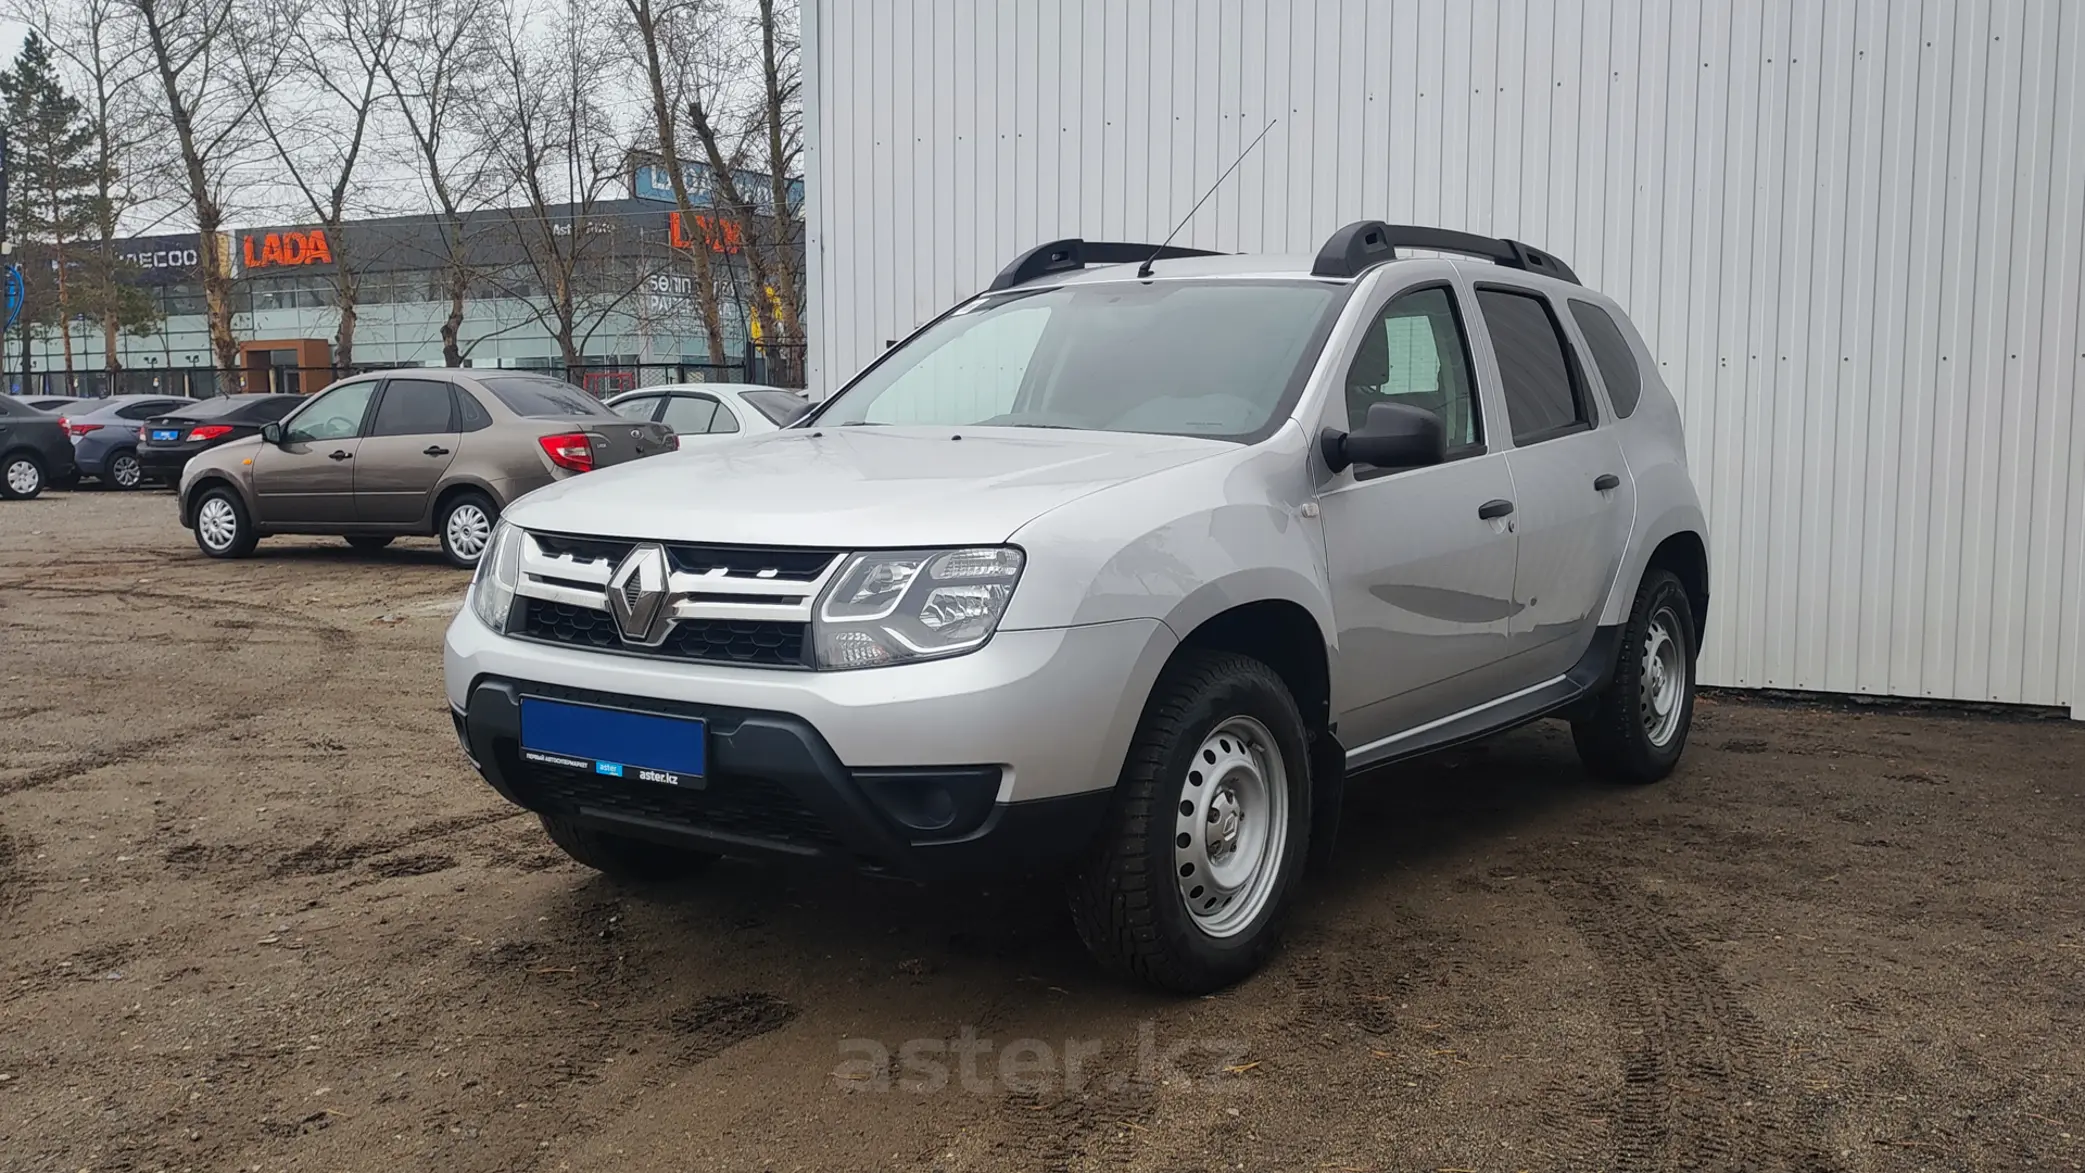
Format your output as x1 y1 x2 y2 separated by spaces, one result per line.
251 380 379 524
352 378 462 523
1470 284 1634 680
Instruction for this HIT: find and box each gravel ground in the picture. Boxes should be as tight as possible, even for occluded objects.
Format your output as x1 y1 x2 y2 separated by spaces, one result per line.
1 489 2081 1173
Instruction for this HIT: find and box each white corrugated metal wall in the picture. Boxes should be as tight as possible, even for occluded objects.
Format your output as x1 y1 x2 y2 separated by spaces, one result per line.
803 0 2085 716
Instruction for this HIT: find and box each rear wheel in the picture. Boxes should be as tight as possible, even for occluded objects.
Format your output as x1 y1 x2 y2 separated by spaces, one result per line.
437 491 497 569
345 535 395 551
1067 650 1312 994
1572 568 1697 784
539 815 717 882
2 452 44 500
192 486 258 558
105 449 142 490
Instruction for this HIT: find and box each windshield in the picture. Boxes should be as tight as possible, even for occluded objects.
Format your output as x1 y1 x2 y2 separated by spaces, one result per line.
480 376 613 418
814 280 1343 441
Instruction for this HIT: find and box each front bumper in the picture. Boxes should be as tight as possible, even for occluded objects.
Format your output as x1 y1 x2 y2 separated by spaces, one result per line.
444 608 1177 878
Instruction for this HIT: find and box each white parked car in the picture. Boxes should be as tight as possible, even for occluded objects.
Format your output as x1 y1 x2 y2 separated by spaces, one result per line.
603 383 810 445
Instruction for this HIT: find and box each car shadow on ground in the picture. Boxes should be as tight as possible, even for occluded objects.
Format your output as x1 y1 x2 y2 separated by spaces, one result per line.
229 542 462 569
506 722 1606 999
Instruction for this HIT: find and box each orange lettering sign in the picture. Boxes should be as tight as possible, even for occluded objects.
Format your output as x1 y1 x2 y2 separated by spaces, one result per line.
242 229 334 269
669 212 743 254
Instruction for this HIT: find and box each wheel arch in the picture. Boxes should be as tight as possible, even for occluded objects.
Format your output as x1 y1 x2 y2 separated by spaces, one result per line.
181 473 250 527
426 477 503 532
1169 598 1333 738
1644 530 1710 645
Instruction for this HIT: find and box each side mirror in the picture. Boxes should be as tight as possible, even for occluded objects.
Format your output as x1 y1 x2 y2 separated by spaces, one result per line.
1320 401 1447 474
260 422 284 445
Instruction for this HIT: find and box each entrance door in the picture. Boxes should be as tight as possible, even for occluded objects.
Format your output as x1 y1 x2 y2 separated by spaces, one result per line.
251 379 378 524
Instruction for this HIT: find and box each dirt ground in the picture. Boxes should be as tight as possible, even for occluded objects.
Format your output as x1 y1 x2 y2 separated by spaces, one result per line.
1 489 2081 1173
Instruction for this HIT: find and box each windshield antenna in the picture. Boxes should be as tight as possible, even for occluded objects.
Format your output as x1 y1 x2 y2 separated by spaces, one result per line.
1137 118 1277 279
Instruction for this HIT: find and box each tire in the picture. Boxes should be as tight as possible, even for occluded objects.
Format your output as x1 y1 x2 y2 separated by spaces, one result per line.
345 535 395 551
539 814 717 882
1571 568 1697 785
2 452 44 500
437 490 498 569
1068 650 1312 994
105 449 143 491
191 485 258 559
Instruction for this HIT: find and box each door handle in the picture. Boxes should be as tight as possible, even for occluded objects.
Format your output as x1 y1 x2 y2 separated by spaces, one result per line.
1478 499 1515 520
1594 473 1620 492
328 450 352 461
423 445 451 457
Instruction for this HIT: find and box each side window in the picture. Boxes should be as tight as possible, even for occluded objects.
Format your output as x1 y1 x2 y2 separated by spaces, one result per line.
284 382 378 443
658 394 718 434
1474 288 1588 444
1341 286 1481 452
609 395 659 422
118 400 183 420
452 388 494 431
1568 300 1643 418
864 304 1050 424
369 379 459 436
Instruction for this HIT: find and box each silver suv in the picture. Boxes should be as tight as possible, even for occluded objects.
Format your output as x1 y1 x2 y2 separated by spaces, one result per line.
443 223 1709 993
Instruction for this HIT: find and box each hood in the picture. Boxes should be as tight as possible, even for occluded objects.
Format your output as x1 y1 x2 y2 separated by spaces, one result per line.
504 425 1234 547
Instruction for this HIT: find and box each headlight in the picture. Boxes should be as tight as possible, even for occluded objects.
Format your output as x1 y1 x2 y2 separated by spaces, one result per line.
812 547 1023 669
471 521 525 633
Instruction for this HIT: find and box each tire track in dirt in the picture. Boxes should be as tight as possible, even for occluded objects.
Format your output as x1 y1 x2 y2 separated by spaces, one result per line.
0 710 267 796
269 808 527 877
1546 871 1840 1173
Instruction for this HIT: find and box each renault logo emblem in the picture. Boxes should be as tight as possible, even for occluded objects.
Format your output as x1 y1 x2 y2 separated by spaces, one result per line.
606 543 671 645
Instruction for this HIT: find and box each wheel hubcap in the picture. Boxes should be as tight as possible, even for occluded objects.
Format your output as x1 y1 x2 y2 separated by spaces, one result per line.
5 459 37 494
1173 716 1289 939
1640 606 1688 747
113 455 139 487
197 497 238 551
446 504 491 560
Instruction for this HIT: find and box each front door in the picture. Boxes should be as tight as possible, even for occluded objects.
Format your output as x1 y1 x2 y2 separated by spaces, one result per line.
251 380 379 525
352 378 462 524
1318 282 1520 750
1470 286 1635 680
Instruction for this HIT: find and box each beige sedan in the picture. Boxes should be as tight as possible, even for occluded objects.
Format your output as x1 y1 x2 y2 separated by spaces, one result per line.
177 370 677 567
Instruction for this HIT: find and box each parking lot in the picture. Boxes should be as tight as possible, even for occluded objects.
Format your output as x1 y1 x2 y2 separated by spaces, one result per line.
0 490 2078 1173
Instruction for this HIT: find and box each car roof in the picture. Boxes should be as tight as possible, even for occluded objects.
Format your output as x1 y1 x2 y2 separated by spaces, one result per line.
608 383 795 399
71 394 193 415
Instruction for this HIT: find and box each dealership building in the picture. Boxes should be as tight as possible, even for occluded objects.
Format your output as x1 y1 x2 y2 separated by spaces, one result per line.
801 0 2085 715
21 166 802 398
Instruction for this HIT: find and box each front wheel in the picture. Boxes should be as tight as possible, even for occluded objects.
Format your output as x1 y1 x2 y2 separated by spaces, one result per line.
105 449 143 490
2 453 45 500
1571 568 1697 784
192 486 258 558
1068 650 1312 994
437 491 497 569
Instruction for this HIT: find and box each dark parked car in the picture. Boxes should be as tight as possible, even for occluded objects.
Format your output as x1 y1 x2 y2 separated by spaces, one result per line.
137 394 304 485
60 395 195 489
0 397 78 500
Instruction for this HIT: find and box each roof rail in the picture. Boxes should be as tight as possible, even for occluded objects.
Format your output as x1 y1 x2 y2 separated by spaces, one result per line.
1309 221 1581 285
986 239 1223 291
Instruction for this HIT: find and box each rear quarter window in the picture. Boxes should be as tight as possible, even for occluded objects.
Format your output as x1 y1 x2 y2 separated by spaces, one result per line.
1568 301 1644 418
479 377 612 419
740 389 811 425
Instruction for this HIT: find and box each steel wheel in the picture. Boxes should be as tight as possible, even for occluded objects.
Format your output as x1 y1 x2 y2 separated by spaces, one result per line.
5 457 41 497
197 495 240 552
108 451 142 489
1640 604 1688 748
1173 715 1290 939
444 501 492 561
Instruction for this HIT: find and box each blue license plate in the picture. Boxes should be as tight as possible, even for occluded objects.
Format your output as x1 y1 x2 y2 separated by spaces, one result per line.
519 697 706 785
150 429 181 441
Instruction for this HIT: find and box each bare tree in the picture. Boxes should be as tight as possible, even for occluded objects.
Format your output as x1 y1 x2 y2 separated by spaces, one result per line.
472 0 660 372
10 0 163 378
379 0 495 366
243 0 406 369
621 0 727 365
755 0 802 375
126 0 263 378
